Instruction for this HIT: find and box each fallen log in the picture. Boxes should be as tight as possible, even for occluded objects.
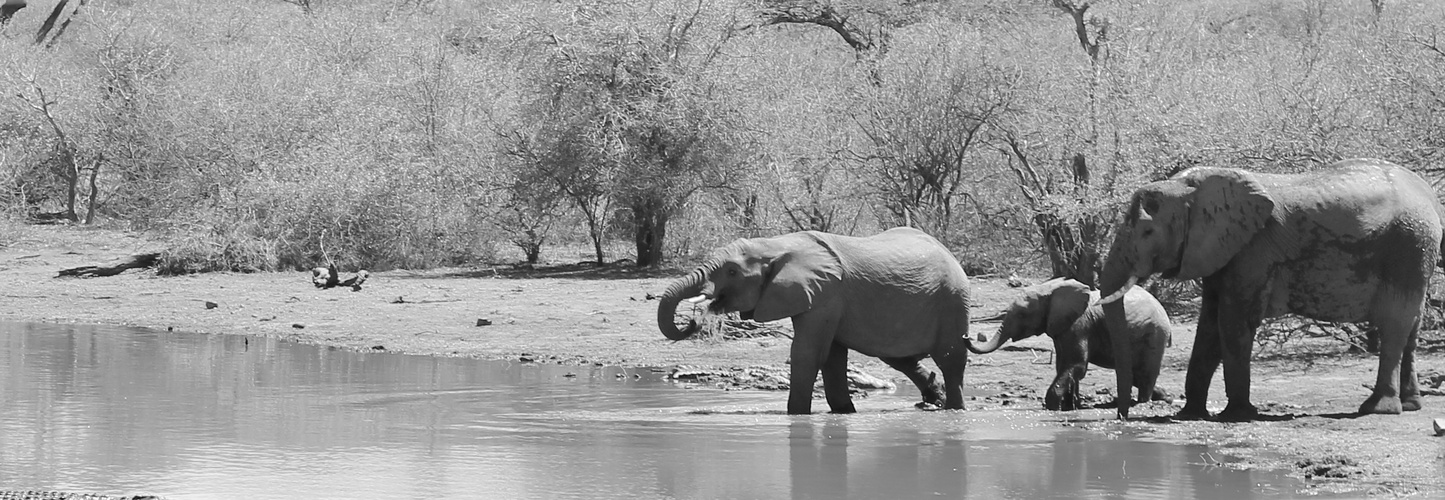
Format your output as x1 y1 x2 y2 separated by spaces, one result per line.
56 252 159 278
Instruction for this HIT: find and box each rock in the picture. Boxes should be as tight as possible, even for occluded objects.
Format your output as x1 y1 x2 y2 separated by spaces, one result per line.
846 368 897 390
1434 418 1444 437
1007 273 1025 287
292 323 305 329
476 318 492 326
204 301 218 309
370 345 385 351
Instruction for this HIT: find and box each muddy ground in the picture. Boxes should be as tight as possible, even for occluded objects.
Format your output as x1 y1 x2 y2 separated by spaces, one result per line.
2 225 1443 497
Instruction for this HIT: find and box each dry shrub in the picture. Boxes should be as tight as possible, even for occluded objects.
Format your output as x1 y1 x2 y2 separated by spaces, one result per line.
157 224 278 275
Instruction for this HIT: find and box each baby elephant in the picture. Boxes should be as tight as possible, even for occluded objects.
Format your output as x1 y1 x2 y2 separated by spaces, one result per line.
970 278 1172 410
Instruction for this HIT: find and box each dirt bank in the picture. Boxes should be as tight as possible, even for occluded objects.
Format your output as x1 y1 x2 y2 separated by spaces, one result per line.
2 225 1442 496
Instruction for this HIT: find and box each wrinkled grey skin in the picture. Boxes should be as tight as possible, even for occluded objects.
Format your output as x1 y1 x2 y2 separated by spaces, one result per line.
971 278 1172 410
657 227 972 415
1099 159 1443 421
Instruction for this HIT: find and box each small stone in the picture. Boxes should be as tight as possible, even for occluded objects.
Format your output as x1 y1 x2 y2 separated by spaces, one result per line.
1434 418 1444 436
563 372 577 378
476 318 493 326
204 301 218 309
519 356 534 363
371 345 386 351
292 323 305 329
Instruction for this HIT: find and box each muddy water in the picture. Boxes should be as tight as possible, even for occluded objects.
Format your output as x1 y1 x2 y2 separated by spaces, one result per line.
0 322 1328 499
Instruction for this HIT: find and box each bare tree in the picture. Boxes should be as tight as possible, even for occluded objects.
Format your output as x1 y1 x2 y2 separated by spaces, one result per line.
515 0 751 267
17 78 101 223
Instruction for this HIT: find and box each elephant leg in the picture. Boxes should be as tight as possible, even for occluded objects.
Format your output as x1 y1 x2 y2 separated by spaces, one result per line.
1046 363 1087 411
1215 294 1261 422
786 313 839 415
820 342 856 414
1360 295 1422 415
1132 367 1162 406
881 356 944 407
1178 286 1221 420
1401 329 1421 412
931 348 968 410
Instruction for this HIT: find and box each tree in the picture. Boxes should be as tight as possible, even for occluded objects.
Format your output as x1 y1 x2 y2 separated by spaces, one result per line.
502 124 618 265
515 0 750 267
16 77 100 223
856 35 1020 240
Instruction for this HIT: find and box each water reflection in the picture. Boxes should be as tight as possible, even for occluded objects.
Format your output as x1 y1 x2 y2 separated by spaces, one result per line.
0 323 1335 499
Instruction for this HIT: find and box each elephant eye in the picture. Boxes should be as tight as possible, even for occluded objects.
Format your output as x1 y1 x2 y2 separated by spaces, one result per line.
727 268 738 277
1141 227 1154 237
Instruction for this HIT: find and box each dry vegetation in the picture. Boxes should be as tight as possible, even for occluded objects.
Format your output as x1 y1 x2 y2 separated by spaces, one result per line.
2 0 1445 337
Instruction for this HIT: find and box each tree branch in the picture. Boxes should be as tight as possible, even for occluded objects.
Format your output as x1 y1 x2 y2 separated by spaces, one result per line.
753 2 876 53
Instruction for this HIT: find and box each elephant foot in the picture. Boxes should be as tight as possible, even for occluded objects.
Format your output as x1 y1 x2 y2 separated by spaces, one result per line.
1174 404 1210 421
1214 402 1258 422
1149 387 1174 404
828 406 858 414
1401 397 1422 412
1358 394 1402 415
920 390 945 408
914 401 942 411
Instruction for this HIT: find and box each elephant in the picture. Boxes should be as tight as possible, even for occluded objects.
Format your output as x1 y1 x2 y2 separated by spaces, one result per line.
969 277 1173 411
656 227 973 414
1098 158 1444 421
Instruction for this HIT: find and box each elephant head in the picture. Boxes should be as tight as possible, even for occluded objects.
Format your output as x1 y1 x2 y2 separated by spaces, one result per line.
969 278 1093 354
1097 167 1275 417
657 234 841 341
1099 168 1276 303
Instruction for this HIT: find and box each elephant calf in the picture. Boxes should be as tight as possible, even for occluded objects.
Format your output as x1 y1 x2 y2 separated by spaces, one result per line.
656 227 973 414
971 278 1172 411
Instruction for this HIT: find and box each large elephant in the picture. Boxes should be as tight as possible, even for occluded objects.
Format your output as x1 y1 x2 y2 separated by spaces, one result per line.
1099 158 1443 421
970 278 1172 410
656 227 972 414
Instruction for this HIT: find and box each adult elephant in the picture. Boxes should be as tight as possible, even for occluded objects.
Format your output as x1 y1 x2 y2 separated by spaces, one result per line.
1099 158 1443 421
970 278 1172 411
656 227 972 414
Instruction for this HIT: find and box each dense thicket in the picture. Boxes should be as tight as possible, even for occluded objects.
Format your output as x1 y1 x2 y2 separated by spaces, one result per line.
2 0 1443 277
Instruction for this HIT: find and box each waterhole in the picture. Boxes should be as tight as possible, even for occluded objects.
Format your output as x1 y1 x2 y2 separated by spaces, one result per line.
0 322 1336 499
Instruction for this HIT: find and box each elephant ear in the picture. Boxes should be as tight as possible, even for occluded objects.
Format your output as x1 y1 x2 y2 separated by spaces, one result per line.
752 234 842 323
1176 168 1276 279
1045 279 1093 337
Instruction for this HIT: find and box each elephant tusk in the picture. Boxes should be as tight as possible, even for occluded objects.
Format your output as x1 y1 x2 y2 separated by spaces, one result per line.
970 311 1006 323
1099 275 1138 304
684 295 707 304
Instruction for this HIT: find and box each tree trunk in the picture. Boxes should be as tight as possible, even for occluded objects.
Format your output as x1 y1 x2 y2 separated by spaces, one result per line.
58 147 78 222
83 155 100 225
32 0 65 44
632 197 669 267
1035 213 1101 288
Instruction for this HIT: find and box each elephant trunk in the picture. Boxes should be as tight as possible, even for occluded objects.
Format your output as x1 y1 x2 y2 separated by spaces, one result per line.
1098 222 1140 304
657 260 718 341
1099 224 1139 419
967 315 1011 355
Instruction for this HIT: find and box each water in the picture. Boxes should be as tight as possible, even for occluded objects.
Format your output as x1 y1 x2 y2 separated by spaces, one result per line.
0 322 1328 499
